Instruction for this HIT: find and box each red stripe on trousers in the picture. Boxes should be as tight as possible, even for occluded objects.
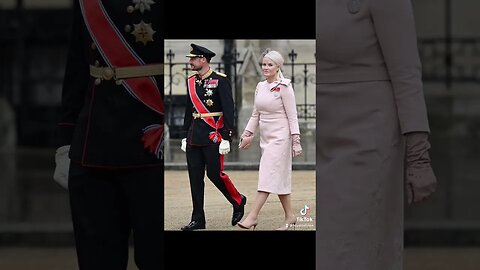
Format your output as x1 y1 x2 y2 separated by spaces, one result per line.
219 154 241 205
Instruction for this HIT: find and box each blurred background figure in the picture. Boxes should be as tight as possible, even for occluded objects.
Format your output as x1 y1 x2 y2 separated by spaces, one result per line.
316 0 436 269
52 0 165 269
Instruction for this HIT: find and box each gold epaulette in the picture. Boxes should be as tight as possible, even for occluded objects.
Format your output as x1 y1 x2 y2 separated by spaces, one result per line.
215 71 227 77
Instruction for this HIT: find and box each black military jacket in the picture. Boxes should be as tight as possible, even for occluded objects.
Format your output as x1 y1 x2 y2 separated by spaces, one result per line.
55 0 164 168
183 69 235 146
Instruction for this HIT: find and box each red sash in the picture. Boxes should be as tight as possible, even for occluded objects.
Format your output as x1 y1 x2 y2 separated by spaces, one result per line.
187 76 224 142
79 0 164 158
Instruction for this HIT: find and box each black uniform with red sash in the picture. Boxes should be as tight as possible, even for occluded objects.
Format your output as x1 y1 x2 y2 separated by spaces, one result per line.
55 0 163 269
182 69 243 224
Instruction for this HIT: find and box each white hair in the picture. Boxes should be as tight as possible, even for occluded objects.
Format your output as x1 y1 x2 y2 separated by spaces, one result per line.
262 48 285 80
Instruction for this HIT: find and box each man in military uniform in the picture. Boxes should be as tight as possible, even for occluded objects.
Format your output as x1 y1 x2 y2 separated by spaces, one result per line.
180 43 247 231
53 0 164 269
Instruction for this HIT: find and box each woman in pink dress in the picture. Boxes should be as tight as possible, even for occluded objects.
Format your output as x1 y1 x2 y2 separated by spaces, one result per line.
237 49 302 230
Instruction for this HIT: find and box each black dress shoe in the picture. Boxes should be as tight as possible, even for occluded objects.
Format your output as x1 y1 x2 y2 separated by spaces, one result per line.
231 195 247 226
181 220 205 231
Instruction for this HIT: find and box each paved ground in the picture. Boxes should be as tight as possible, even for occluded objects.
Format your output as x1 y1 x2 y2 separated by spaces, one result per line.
404 247 480 269
164 170 317 231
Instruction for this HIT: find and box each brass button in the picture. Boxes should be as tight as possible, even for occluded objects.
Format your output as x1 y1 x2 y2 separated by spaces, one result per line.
90 42 96 50
103 68 114 80
94 78 102 85
127 5 134 13
94 60 100 67
115 79 123 85
124 25 132 33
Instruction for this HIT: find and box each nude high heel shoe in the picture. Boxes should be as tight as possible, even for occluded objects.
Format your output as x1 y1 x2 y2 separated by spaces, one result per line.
237 220 258 230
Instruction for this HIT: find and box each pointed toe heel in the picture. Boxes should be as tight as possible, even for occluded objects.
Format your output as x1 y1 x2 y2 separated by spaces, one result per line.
237 221 258 230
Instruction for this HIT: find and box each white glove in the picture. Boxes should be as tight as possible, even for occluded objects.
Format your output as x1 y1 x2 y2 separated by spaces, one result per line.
53 145 70 190
219 139 230 155
181 138 187 152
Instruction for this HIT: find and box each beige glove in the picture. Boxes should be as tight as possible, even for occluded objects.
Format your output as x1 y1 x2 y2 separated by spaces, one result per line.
405 132 437 205
219 139 230 155
53 145 70 190
239 130 254 149
181 138 187 152
292 134 302 157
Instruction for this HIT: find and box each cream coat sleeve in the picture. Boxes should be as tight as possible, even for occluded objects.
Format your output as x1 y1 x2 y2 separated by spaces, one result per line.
371 0 430 134
281 82 300 135
244 84 260 134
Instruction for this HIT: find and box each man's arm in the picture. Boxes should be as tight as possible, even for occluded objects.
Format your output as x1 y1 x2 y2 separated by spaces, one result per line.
55 0 89 148
53 1 89 189
218 76 235 141
182 89 193 140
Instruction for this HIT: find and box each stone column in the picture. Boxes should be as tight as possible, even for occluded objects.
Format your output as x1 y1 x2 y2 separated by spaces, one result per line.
236 41 263 135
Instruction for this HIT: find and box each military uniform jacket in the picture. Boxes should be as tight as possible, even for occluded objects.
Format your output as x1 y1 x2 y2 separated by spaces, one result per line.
55 0 164 168
183 70 235 146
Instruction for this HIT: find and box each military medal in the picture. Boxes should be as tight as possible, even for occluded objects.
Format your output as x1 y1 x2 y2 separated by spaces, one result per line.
206 99 214 106
206 79 218 88
206 89 213 96
195 75 202 85
132 0 155 13
131 20 155 45
271 86 281 97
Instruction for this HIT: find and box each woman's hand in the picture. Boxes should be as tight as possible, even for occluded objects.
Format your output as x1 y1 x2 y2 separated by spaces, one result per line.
405 132 437 205
292 134 302 157
238 130 254 149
